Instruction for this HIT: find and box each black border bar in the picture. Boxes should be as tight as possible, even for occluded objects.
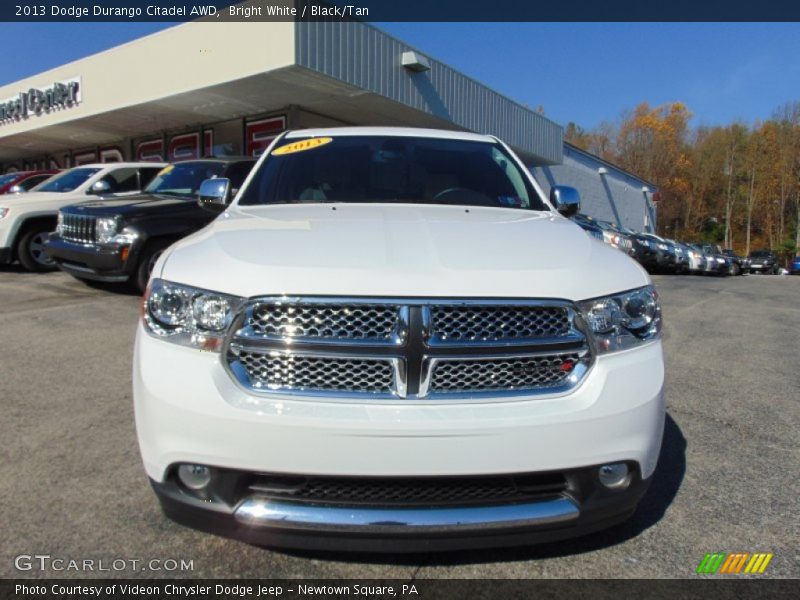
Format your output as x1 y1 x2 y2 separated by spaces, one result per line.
2 1 800 22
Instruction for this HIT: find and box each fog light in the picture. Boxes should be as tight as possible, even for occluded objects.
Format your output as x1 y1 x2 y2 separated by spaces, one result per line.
177 464 211 490
598 463 630 489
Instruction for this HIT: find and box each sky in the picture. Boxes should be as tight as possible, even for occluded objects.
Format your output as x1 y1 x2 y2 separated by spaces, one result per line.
1 22 799 131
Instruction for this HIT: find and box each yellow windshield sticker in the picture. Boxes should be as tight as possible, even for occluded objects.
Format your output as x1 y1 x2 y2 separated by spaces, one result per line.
272 137 333 156
157 165 174 177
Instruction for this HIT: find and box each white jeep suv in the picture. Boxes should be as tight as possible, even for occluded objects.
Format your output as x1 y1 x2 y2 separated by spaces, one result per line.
135 128 665 551
0 162 165 271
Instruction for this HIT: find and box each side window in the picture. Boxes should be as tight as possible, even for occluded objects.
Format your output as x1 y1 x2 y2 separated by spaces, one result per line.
100 168 140 193
224 162 255 193
21 174 51 190
139 168 163 189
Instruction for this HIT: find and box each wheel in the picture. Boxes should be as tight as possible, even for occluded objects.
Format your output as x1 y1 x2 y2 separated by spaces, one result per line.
135 239 172 294
17 226 57 272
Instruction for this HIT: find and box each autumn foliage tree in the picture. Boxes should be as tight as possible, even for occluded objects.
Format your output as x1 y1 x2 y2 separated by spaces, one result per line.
565 100 800 261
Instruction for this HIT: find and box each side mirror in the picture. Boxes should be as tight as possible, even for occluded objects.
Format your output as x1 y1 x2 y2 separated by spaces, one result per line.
550 185 581 217
88 180 112 195
8 184 24 194
197 178 231 213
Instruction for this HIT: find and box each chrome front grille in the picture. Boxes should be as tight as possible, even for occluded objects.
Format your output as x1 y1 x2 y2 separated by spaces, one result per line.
224 298 592 400
243 302 404 344
60 213 96 244
429 305 571 344
426 352 585 394
230 348 398 395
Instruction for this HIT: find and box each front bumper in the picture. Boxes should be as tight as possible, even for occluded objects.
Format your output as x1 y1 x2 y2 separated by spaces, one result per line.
46 235 134 282
134 322 665 550
654 251 677 270
151 465 652 552
631 247 658 269
749 264 775 273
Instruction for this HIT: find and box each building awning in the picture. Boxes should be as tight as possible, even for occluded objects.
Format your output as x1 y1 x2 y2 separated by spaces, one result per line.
0 21 563 165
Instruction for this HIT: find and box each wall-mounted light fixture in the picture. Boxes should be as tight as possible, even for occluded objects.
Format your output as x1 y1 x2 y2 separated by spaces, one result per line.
642 186 650 193
401 51 431 73
597 167 608 175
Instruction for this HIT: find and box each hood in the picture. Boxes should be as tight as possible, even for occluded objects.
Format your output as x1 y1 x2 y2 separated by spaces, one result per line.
63 192 197 218
160 204 650 301
0 190 82 208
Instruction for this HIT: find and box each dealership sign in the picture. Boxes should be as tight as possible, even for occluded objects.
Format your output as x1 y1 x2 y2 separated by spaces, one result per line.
0 78 82 125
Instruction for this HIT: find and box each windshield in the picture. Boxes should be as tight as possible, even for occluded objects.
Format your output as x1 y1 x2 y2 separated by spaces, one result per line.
37 168 101 193
239 136 547 210
0 173 20 187
749 250 771 257
145 162 227 197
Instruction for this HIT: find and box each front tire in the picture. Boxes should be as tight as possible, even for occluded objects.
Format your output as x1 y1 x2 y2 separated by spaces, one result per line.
135 239 172 294
17 226 57 272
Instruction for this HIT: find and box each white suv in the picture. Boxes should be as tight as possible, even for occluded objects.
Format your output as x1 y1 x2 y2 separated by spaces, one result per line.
0 162 165 271
135 128 665 552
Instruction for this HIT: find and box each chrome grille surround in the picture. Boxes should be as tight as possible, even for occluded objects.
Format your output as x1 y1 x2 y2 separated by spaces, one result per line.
223 297 593 401
59 213 97 244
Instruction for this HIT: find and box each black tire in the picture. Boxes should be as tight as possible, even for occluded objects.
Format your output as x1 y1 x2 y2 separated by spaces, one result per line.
135 239 173 294
17 225 57 272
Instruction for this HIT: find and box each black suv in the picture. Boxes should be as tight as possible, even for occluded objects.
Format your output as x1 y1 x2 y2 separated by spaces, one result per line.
747 250 778 274
46 158 256 291
722 248 747 275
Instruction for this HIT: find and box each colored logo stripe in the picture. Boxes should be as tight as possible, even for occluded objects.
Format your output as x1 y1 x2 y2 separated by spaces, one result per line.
697 553 726 574
744 553 773 574
696 552 773 574
719 553 749 573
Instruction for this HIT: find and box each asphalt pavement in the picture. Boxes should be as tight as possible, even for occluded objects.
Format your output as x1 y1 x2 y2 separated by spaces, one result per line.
1 267 797 579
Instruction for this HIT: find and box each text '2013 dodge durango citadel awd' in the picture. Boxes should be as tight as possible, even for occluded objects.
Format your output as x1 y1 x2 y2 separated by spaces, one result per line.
134 127 665 552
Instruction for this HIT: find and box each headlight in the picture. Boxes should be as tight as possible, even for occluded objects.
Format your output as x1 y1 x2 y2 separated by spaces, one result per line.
95 217 119 244
657 243 668 251
578 286 662 353
0 207 9 219
143 278 245 351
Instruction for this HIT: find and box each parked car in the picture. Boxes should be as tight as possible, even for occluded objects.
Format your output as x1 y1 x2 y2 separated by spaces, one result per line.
135 127 665 552
605 226 659 272
0 163 164 271
790 256 800 275
695 243 730 276
747 250 779 274
46 158 256 292
682 243 708 274
665 239 691 273
639 233 678 273
570 213 604 241
721 248 747 276
0 170 59 195
571 214 637 258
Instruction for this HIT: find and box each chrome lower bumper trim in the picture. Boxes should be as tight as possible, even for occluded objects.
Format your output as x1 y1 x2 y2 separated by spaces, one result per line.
234 497 579 533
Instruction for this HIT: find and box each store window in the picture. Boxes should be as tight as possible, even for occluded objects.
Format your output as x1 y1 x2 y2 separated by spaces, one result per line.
245 116 286 156
135 137 165 162
206 119 243 157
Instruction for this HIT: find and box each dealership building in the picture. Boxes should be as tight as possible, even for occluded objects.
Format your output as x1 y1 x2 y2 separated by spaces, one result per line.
0 19 657 231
